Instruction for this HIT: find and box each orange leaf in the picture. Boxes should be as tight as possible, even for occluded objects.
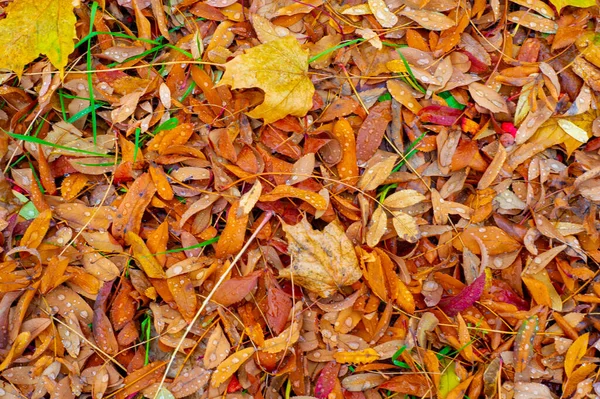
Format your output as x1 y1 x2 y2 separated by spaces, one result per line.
357 248 388 302
60 173 89 200
214 201 248 259
333 348 380 364
112 173 156 240
146 123 194 155
168 274 197 323
20 209 52 249
332 118 359 186
115 361 166 399
259 184 327 211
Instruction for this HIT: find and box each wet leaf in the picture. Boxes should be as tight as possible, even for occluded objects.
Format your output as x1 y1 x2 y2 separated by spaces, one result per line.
259 184 327 210
550 0 595 12
439 270 489 316
211 347 255 387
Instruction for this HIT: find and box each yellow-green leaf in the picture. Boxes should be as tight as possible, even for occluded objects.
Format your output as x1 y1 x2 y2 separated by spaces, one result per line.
219 35 314 123
439 361 460 399
0 0 78 77
549 0 595 13
564 333 589 378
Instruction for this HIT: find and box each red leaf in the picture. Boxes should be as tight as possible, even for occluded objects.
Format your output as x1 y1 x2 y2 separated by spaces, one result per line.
227 375 243 393
266 273 292 335
438 271 488 316
356 101 392 164
461 50 489 73
418 105 463 126
314 362 340 399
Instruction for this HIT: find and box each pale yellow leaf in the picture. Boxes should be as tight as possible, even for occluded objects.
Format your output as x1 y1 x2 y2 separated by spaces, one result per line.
366 206 388 248
238 181 263 217
400 8 456 31
357 156 397 191
391 211 420 243
508 11 558 33
261 319 301 353
383 189 426 209
280 218 361 297
558 119 589 143
368 0 398 27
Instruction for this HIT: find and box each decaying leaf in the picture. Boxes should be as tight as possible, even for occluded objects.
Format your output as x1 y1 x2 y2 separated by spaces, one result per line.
280 218 361 297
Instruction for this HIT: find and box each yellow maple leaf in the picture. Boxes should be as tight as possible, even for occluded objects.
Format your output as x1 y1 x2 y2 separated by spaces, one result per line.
219 35 314 123
0 0 78 77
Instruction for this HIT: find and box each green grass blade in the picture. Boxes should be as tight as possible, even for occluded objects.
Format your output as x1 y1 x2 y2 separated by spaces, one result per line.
4 130 113 158
87 2 99 144
66 102 105 124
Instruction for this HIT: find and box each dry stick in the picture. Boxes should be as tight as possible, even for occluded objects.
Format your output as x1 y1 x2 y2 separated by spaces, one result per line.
153 210 274 398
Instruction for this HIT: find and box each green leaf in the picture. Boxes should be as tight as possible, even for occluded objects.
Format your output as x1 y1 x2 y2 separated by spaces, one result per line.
0 0 77 77
549 0 595 12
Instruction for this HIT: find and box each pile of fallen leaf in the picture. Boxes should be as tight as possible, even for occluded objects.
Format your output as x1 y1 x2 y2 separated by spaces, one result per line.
1 0 600 397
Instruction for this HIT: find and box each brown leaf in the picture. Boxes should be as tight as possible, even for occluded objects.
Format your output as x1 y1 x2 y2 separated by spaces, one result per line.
356 101 392 164
112 173 156 240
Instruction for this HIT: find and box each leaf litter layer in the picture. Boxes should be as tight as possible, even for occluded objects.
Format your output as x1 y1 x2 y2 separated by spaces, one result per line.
0 0 600 397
